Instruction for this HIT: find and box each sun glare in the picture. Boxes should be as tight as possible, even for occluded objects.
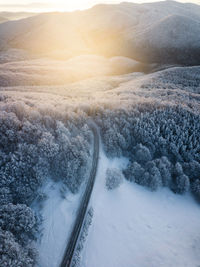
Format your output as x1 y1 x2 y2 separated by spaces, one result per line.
1 0 199 13
50 0 104 12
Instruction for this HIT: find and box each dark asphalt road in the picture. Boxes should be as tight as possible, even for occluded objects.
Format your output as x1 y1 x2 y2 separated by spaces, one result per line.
60 123 99 267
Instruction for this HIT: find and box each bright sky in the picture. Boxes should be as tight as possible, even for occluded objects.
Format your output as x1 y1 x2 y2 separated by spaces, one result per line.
0 0 199 12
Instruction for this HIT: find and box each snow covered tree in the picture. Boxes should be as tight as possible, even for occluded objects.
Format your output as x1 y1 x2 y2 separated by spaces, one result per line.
123 161 145 183
0 204 37 244
183 160 200 180
173 162 190 194
0 187 13 206
175 174 190 194
135 144 152 164
191 179 200 198
97 104 200 196
174 162 184 176
144 164 162 191
106 168 124 190
0 228 35 267
156 157 172 187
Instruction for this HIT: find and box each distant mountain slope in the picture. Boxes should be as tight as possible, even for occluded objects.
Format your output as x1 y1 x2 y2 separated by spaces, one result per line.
0 12 36 21
0 1 200 64
0 16 7 23
130 14 200 64
0 48 31 63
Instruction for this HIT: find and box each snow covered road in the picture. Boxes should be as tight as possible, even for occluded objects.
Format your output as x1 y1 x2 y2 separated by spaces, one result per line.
34 182 83 267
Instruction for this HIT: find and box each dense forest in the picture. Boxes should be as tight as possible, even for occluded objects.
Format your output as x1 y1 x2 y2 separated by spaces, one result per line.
0 101 92 265
98 105 200 193
0 64 200 265
96 67 200 195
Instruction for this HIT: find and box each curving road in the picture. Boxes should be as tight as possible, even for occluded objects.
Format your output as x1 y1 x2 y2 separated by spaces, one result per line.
60 122 99 267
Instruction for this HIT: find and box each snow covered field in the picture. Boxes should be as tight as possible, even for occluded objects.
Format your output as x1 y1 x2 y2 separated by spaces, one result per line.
34 181 84 267
81 147 200 267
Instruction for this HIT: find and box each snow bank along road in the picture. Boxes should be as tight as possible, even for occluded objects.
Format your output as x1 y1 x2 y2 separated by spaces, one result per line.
60 122 100 267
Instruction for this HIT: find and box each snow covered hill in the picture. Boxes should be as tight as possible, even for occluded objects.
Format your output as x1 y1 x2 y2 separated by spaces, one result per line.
0 16 7 23
0 12 36 21
130 14 200 64
0 55 143 86
0 1 200 64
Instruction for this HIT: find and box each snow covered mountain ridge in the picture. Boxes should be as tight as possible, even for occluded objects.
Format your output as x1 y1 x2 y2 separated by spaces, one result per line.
0 1 200 64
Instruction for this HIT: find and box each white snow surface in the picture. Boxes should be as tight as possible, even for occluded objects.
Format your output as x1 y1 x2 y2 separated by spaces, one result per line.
81 147 200 267
34 181 84 267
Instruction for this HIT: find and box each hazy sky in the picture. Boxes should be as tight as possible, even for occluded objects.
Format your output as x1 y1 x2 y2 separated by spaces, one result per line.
0 0 199 12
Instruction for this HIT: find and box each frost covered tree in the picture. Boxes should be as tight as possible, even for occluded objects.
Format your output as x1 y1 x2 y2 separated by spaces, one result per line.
0 104 92 265
8 143 49 204
106 168 124 190
97 104 200 196
123 161 145 183
124 160 162 191
0 187 13 206
144 163 162 191
135 144 152 164
155 157 172 187
173 162 190 193
0 228 36 267
183 160 200 180
0 204 37 243
51 121 91 193
191 179 200 198
175 174 190 194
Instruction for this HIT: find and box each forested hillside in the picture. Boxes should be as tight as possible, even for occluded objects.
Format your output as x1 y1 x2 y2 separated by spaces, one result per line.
0 96 93 265
0 58 200 265
1 63 200 265
0 62 200 266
